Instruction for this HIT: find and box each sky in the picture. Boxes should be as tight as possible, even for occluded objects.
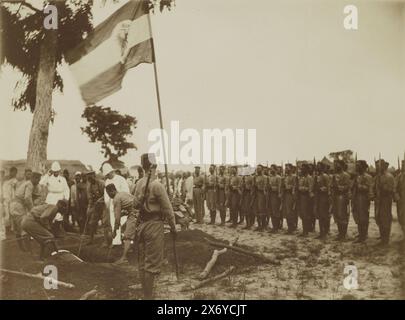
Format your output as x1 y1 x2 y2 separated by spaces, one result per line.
1 0 405 172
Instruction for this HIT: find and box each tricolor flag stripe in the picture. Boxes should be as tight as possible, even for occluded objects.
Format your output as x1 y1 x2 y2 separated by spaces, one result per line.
65 0 154 105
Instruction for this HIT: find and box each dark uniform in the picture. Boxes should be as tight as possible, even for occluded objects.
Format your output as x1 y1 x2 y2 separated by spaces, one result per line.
395 162 405 232
374 161 395 244
297 171 314 236
253 171 268 231
216 169 228 225
205 171 217 224
193 173 205 224
281 170 296 233
330 169 351 240
240 175 254 228
228 173 241 227
86 177 105 241
268 171 282 232
352 165 373 242
313 169 331 239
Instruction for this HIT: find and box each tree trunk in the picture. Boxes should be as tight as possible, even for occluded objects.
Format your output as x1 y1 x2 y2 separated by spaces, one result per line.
26 29 57 172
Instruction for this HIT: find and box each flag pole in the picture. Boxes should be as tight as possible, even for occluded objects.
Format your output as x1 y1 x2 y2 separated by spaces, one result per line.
147 11 170 195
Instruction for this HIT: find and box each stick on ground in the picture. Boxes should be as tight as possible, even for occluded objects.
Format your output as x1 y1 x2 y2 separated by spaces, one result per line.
198 248 227 280
190 266 235 290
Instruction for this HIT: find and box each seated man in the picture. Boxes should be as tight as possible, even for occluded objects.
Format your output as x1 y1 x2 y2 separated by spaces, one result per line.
21 200 68 260
105 184 138 264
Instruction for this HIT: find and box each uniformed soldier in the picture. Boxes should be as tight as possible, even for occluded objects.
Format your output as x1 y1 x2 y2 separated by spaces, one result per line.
352 160 373 243
313 162 331 240
281 164 297 234
9 171 42 251
374 159 395 245
216 165 228 226
228 166 241 228
192 166 205 224
268 164 282 233
253 164 268 231
330 160 351 241
395 160 405 234
21 200 68 259
105 184 137 264
308 163 317 232
240 171 254 229
297 163 314 237
133 153 176 299
205 165 217 225
85 171 105 245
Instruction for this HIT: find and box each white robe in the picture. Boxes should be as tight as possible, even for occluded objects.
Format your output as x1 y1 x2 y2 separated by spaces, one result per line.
104 174 130 245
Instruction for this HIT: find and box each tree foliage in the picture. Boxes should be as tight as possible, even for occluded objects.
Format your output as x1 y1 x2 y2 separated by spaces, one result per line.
0 0 174 112
81 105 137 159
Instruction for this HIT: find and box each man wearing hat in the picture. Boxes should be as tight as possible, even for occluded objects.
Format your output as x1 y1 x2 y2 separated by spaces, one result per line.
313 162 331 240
22 200 68 259
102 163 130 246
40 162 70 205
205 165 217 225
9 171 43 251
216 165 228 226
297 163 314 237
281 164 297 234
252 164 268 231
192 166 205 224
133 153 176 299
352 160 373 243
268 164 282 233
375 159 395 245
85 171 105 244
240 168 254 229
330 160 351 241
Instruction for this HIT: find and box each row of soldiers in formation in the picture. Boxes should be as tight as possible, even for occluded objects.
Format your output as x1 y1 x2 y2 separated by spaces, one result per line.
183 159 405 245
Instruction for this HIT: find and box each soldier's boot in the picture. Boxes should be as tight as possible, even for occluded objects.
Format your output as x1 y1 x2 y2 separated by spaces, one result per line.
242 216 250 229
270 217 280 233
102 228 113 248
16 234 27 252
238 214 244 224
143 272 155 300
255 217 263 231
316 221 324 239
208 211 216 225
219 210 226 226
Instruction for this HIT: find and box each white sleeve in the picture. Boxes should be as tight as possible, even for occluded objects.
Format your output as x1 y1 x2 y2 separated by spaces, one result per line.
119 176 130 193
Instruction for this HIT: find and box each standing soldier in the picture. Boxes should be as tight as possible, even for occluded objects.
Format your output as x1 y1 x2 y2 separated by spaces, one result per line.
205 165 217 225
330 160 351 241
281 164 296 234
228 166 241 228
395 160 405 234
352 160 373 243
240 169 254 229
253 164 268 231
297 163 314 237
375 159 395 245
268 164 282 233
314 162 331 240
193 166 205 224
216 165 228 226
308 163 317 232
133 153 176 300
85 171 105 245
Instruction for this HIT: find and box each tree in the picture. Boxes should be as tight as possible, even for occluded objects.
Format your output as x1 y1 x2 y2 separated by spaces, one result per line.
81 105 137 162
1 0 174 172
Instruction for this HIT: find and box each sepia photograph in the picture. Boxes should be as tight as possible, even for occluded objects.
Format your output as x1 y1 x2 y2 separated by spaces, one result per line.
0 0 404 306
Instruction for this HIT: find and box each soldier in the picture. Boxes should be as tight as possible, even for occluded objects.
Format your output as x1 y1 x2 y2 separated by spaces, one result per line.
133 154 176 299
352 160 373 243
395 160 405 234
192 166 205 224
253 164 268 231
205 165 217 225
313 162 331 240
22 200 68 260
308 163 317 232
297 163 314 237
216 165 228 226
330 160 351 241
105 184 137 264
374 159 395 245
228 166 241 228
85 171 105 245
9 171 42 251
268 164 282 233
281 164 296 234
240 169 254 229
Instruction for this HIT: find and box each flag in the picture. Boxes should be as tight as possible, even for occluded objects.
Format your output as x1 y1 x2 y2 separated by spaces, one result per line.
65 0 154 105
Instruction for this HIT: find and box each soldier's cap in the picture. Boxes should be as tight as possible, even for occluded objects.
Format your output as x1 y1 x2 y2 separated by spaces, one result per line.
31 171 42 178
209 164 216 168
219 165 226 169
375 159 389 168
194 166 201 169
106 183 117 193
141 153 157 169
